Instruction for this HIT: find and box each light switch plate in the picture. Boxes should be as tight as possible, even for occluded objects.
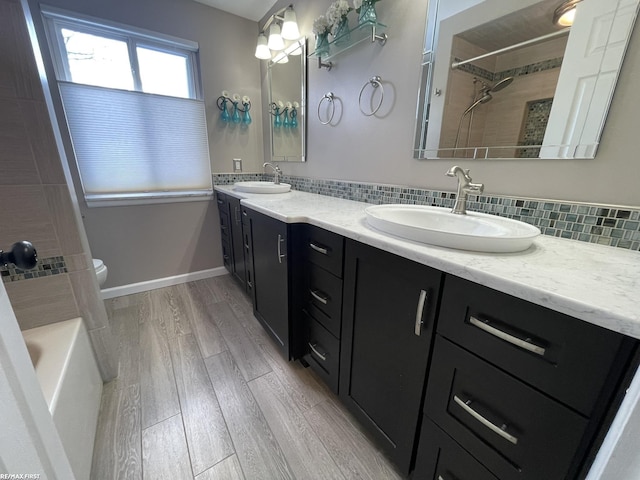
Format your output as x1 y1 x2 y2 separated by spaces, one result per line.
233 158 242 172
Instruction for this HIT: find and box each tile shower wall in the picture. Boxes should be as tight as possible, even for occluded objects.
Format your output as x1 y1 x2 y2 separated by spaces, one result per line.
214 174 640 251
0 0 116 380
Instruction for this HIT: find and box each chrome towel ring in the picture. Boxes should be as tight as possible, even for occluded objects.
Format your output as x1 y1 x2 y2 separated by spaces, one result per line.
359 76 384 116
318 92 336 125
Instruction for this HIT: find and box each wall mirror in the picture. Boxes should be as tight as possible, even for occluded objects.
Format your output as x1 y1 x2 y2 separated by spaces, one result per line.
413 0 639 160
268 38 307 162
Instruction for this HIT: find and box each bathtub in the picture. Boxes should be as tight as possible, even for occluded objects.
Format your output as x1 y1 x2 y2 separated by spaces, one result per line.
22 318 103 480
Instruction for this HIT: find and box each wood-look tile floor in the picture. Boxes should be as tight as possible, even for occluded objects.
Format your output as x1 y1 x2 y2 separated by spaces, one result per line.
91 275 403 480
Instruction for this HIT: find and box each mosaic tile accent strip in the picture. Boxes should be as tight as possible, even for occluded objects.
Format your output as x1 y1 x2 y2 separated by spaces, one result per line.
495 57 564 81
1 255 68 283
455 57 564 83
213 173 640 251
518 98 554 158
212 173 264 185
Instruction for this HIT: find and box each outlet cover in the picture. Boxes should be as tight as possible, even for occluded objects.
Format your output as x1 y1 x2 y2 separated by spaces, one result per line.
233 158 242 172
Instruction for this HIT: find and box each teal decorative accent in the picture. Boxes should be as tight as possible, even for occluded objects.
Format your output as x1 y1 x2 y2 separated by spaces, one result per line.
231 101 241 124
219 97 230 122
358 0 377 25
243 108 252 125
290 108 298 128
274 107 282 127
315 32 330 57
333 17 351 45
283 108 290 127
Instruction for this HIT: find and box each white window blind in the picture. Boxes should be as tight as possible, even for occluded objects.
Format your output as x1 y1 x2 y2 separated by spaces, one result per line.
60 83 211 201
42 7 212 206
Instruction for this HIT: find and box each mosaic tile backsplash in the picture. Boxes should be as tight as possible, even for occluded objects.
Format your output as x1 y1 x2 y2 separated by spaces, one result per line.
215 173 640 252
1 255 68 283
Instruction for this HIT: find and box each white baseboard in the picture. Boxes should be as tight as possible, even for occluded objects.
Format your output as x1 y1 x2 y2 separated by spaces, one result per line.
100 267 228 299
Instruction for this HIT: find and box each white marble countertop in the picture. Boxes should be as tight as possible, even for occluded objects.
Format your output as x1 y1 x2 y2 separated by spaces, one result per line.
216 185 640 340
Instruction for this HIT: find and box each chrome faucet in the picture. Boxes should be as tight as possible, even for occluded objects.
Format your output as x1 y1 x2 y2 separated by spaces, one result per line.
446 166 484 215
263 162 282 184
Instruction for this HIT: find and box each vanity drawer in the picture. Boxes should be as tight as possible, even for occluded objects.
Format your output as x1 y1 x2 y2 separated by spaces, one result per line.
413 418 498 480
303 225 344 278
304 312 340 393
306 263 343 337
438 275 627 416
426 336 589 480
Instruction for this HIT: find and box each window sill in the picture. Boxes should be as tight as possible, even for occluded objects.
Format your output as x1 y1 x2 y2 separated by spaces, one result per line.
85 191 213 208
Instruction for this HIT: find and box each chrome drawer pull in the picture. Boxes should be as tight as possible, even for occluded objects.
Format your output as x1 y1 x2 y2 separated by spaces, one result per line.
415 289 428 336
310 290 329 305
309 342 327 361
453 395 519 445
469 316 546 356
309 242 328 255
437 477 445 480
277 234 286 263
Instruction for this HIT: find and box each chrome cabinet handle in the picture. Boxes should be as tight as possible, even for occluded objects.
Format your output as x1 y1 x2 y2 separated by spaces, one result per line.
453 395 519 445
277 234 286 263
437 476 445 480
234 206 241 224
216 198 224 205
310 290 329 305
469 316 546 356
242 209 248 216
309 342 327 361
415 289 428 336
309 242 328 255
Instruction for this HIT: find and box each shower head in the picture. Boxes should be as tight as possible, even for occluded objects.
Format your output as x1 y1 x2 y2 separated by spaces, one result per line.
489 76 514 93
463 92 492 116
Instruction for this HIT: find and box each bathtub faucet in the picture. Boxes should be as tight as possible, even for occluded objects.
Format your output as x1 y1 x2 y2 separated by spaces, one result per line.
0 241 38 269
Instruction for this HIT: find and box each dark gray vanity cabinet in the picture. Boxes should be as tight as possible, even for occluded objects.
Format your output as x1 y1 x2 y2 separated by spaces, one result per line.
215 192 246 290
300 225 345 392
414 275 638 480
340 239 444 476
244 208 306 360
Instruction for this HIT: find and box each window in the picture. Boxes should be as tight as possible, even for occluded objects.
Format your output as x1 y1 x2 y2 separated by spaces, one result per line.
42 7 212 206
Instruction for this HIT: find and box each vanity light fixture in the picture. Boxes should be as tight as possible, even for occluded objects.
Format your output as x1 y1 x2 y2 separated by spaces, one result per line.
553 0 582 26
255 5 300 60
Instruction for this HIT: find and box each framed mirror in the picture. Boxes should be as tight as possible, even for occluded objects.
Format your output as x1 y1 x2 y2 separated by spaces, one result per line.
268 38 307 162
414 0 639 160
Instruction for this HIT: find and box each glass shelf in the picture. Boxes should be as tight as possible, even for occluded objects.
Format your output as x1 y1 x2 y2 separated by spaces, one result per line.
308 21 387 65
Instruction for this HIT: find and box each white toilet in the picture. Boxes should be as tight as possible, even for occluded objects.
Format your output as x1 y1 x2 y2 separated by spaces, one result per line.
93 258 108 287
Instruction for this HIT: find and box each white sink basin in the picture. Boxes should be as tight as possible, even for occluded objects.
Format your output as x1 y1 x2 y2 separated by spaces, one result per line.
365 205 540 253
233 181 291 194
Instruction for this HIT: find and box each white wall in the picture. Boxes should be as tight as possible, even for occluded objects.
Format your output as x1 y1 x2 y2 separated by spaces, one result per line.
267 0 640 207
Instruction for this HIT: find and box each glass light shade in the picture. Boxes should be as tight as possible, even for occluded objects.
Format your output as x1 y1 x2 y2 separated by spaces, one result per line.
553 0 581 26
556 7 576 26
255 34 271 59
281 8 300 40
268 24 285 51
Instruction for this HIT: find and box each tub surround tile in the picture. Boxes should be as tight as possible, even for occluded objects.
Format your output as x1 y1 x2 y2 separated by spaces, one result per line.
0 98 40 184
44 185 85 256
0 185 60 258
68 268 109 331
216 185 640 340
19 100 67 185
1 255 67 283
88 325 119 382
5 273 79 330
64 253 91 273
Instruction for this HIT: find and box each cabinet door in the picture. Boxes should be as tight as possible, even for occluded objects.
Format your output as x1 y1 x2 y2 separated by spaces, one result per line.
228 196 246 287
340 240 443 475
249 210 289 356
